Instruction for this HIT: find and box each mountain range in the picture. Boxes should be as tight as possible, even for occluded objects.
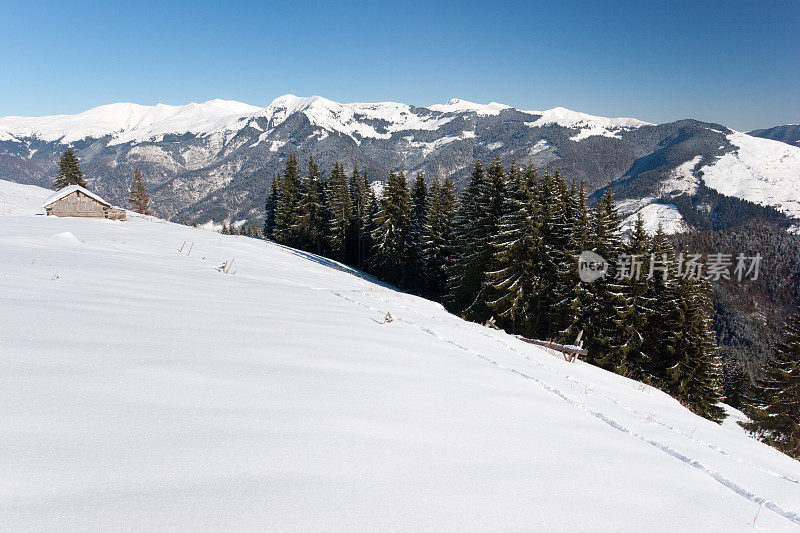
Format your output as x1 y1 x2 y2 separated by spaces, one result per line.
1 95 798 230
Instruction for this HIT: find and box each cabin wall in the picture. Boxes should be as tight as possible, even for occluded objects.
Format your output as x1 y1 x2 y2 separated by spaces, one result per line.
46 191 107 218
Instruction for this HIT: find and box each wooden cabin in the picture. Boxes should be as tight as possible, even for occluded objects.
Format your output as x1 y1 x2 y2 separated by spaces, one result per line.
42 185 126 221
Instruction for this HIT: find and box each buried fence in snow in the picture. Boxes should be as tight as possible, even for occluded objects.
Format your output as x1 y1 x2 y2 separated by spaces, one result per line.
484 317 587 362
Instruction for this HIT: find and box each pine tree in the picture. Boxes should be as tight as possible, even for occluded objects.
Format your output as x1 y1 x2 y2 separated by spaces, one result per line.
350 168 373 269
295 155 327 254
446 161 488 314
549 178 581 338
423 175 458 300
460 159 508 323
641 224 681 382
561 183 594 345
274 155 303 247
128 166 153 215
487 164 543 336
53 148 87 189
666 275 726 422
618 215 653 379
532 170 571 338
408 172 428 291
742 311 800 455
326 163 352 261
583 191 636 370
264 176 278 240
372 171 412 286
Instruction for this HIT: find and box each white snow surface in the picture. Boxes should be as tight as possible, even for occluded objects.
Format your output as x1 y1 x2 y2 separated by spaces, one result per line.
2 180 800 531
427 98 511 116
1 95 655 148
621 202 688 235
524 106 652 141
253 95 456 145
0 99 261 145
700 132 800 219
661 155 703 196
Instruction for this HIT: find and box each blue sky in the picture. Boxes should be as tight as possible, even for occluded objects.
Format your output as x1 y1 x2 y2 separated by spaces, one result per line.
1 0 797 130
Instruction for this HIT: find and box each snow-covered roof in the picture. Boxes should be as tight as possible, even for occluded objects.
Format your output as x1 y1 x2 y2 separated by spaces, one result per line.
42 185 110 208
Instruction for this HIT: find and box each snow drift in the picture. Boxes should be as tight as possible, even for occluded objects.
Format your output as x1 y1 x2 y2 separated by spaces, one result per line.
1 180 798 531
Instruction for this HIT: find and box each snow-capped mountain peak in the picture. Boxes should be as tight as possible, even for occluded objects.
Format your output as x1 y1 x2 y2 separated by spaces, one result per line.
427 98 512 116
256 94 456 144
525 106 653 141
0 99 261 145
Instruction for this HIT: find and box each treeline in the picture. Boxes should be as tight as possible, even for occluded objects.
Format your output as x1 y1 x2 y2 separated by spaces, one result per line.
266 155 725 422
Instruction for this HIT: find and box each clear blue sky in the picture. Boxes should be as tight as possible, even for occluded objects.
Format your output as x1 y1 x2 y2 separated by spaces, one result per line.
1 0 797 130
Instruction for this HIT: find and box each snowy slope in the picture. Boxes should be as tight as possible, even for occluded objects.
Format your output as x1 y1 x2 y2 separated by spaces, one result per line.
621 203 688 235
0 100 261 145
252 94 457 144
2 181 800 531
0 95 652 147
524 106 652 141
427 98 511 116
700 131 800 219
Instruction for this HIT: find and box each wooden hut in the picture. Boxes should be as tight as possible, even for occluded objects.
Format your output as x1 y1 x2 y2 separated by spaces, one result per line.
42 185 126 221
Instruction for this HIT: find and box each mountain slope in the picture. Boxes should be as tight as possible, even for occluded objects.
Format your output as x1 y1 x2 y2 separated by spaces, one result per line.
1 180 799 531
0 96 798 232
748 124 800 148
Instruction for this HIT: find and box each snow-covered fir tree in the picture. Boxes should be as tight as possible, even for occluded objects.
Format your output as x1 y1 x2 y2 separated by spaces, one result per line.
618 215 654 380
372 171 413 286
742 309 800 456
532 170 572 339
349 167 373 269
53 148 87 189
295 155 327 255
487 164 543 336
666 274 726 422
274 154 304 247
326 162 352 261
446 161 488 314
462 158 509 323
582 191 636 370
408 172 428 292
641 224 681 382
423 175 458 300
264 177 278 240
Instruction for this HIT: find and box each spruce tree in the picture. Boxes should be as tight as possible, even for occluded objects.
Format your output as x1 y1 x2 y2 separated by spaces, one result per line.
582 191 636 370
372 171 413 286
742 310 800 455
446 161 488 314
641 224 681 382
274 155 303 247
550 178 581 338
461 158 508 323
532 170 571 338
423 175 458 300
487 164 543 336
264 176 278 240
350 168 374 269
326 163 352 261
53 148 87 189
295 155 327 254
666 274 726 422
128 166 153 215
561 183 594 345
408 172 428 291
618 215 653 379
